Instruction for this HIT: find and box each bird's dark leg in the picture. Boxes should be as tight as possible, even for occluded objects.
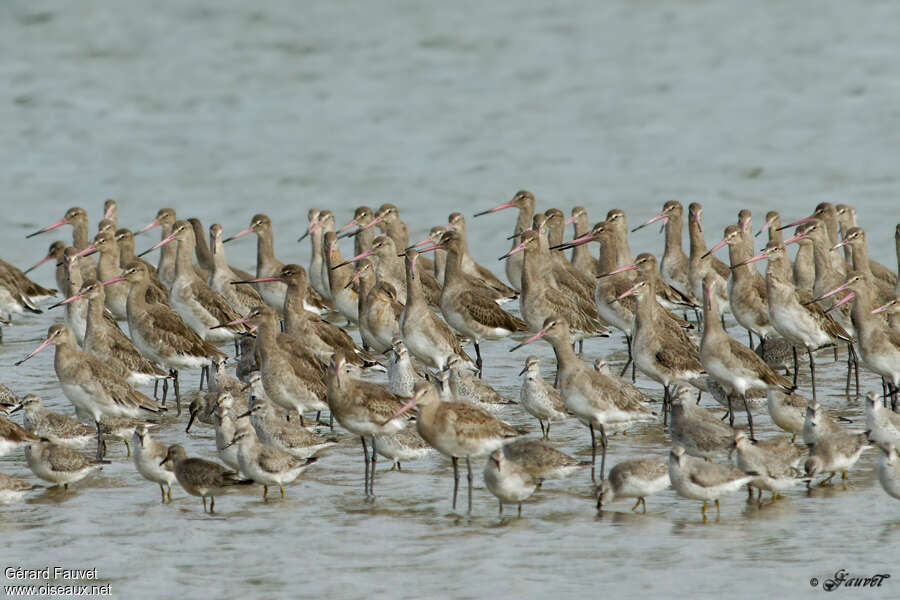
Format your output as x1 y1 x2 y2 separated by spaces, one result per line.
361 437 370 497
589 423 597 484
727 394 734 428
452 456 459 511
172 369 181 416
94 419 105 460
743 394 755 440
663 386 669 427
792 346 799 388
599 425 608 481
466 456 473 514
747 330 754 349
370 437 377 497
474 342 483 379
807 347 816 402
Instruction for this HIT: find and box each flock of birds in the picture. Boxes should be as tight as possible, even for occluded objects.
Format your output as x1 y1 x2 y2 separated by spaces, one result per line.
1 194 900 520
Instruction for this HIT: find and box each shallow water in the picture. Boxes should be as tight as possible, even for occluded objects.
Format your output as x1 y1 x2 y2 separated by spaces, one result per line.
2 1 900 598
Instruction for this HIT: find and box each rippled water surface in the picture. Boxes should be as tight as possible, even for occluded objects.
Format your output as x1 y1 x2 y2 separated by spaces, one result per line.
2 1 900 598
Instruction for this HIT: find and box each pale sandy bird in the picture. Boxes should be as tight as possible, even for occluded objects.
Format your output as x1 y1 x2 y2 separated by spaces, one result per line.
20 395 94 449
500 438 588 483
765 389 840 442
0 407 42 456
160 444 252 513
519 355 567 439
326 352 412 498
472 190 536 292
866 391 900 445
25 440 105 490
386 383 523 513
132 423 177 502
668 387 734 459
239 398 335 459
802 400 852 446
483 448 536 517
731 431 806 500
373 428 435 471
387 338 426 398
0 472 34 505
229 428 318 500
512 317 654 484
445 355 515 413
668 444 753 518
597 459 670 513
805 430 870 486
875 443 900 501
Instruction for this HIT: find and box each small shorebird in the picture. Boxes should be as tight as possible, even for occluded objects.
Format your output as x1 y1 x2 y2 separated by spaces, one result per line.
105 261 226 413
386 383 522 513
512 318 654 483
15 324 163 459
114 228 162 282
223 213 292 311
731 431 806 500
668 386 734 459
229 427 318 500
132 423 177 502
766 389 840 442
326 352 412 498
445 212 518 300
483 448 536 517
24 240 68 292
473 190 536 291
239 398 335 459
373 428 434 471
668 444 753 518
519 355 568 439
19 394 94 449
160 444 252 512
596 458 670 513
865 391 900 445
1 409 41 456
805 429 870 486
25 440 105 489
444 355 515 412
501 438 588 484
387 338 426 398
0 472 34 505
875 443 900 501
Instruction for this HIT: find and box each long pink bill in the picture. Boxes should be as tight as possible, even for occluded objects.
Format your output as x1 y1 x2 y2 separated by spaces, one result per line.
24 254 53 274
26 217 68 239
732 250 768 269
381 397 417 427
872 300 896 315
701 236 729 259
825 291 854 313
776 215 814 232
14 336 54 366
598 263 637 279
231 276 280 285
499 241 527 260
137 232 176 257
339 215 382 239
332 249 374 270
102 275 127 286
298 218 324 242
210 316 250 330
509 328 548 352
782 232 808 245
807 281 851 305
335 218 358 235
406 235 433 250
48 293 83 310
223 227 253 243
631 211 667 233
613 284 639 303
75 244 97 258
550 233 592 251
830 238 850 252
136 218 160 235
473 201 515 218
756 216 776 238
